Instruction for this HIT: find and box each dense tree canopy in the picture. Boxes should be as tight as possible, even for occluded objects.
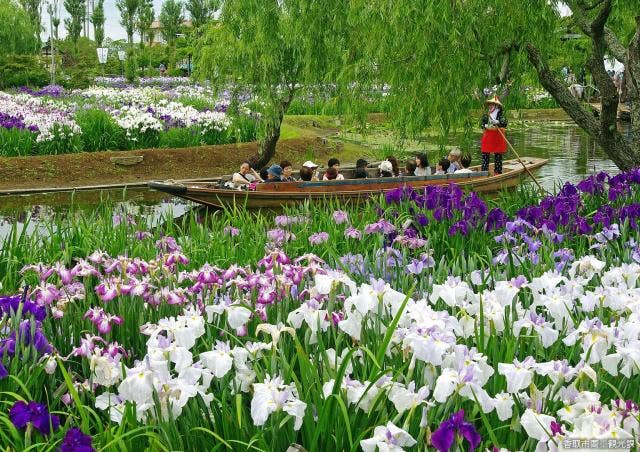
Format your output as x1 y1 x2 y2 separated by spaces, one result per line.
0 0 38 55
137 0 154 46
64 0 85 45
186 0 216 30
117 0 140 45
159 0 183 47
91 0 105 47
338 0 638 169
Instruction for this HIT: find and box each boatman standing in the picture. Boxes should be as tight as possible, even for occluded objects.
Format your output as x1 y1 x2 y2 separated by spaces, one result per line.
480 95 508 174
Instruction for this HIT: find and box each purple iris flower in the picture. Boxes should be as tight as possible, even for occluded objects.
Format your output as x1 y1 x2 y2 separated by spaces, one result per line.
431 409 481 452
60 427 95 452
0 361 8 379
9 400 60 435
0 294 46 321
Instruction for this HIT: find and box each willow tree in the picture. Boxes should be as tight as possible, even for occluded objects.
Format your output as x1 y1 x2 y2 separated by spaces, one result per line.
195 0 348 167
342 0 639 170
0 0 38 55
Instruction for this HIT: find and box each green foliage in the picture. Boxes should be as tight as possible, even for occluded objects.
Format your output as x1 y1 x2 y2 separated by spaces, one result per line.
63 0 85 44
137 0 154 46
158 126 203 147
76 109 126 151
159 0 184 48
0 0 38 55
117 0 140 45
18 0 41 47
0 54 48 89
57 37 97 88
186 0 216 29
0 127 35 156
124 47 138 83
91 0 106 47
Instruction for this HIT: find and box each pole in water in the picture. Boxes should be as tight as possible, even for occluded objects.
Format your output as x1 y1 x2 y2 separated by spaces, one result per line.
497 128 548 195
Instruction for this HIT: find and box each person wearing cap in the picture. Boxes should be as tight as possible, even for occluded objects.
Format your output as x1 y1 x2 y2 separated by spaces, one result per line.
480 95 508 174
378 160 394 177
266 164 284 182
302 161 320 181
354 158 369 179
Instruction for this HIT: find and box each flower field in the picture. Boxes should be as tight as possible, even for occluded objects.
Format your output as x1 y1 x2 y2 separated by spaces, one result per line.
1 171 640 451
0 82 258 157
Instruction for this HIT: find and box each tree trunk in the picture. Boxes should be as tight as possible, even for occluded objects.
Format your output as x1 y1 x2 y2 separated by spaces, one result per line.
253 96 293 169
526 41 640 171
628 16 640 159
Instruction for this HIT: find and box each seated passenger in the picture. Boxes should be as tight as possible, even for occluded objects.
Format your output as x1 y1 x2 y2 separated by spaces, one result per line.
232 161 263 188
353 158 369 179
299 166 314 181
279 160 296 182
447 148 462 173
259 166 270 182
323 158 345 180
325 167 339 180
404 159 417 177
266 164 284 182
379 160 394 177
455 154 473 174
302 161 320 181
414 153 431 176
435 158 450 175
386 155 400 176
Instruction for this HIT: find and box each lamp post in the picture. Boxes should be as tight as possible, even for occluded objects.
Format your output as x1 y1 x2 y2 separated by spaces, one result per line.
118 50 126 78
97 47 109 77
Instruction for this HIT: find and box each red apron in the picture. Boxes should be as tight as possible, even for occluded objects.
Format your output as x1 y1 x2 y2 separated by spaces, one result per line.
481 128 507 154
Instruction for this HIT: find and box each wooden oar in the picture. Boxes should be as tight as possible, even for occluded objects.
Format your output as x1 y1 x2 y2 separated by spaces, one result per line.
497 128 548 195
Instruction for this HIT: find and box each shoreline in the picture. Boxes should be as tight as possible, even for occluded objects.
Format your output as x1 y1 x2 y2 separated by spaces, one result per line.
0 109 573 193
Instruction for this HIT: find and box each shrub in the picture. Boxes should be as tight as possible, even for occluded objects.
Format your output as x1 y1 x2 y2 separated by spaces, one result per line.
0 55 48 89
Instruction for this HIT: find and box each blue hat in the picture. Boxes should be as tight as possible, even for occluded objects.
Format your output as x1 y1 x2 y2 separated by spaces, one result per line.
267 164 283 177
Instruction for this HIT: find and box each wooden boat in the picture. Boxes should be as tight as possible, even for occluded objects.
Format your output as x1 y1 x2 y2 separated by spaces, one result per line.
148 157 548 209
590 102 631 121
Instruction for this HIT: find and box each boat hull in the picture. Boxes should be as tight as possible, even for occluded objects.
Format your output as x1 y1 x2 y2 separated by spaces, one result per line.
149 157 548 209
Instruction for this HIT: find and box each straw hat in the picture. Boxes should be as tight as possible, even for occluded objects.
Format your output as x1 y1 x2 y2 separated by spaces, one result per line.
485 95 502 107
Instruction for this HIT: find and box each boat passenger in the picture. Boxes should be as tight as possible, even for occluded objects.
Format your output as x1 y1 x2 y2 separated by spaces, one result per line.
386 156 400 176
302 161 320 181
266 164 284 182
232 161 263 188
447 148 462 173
259 166 270 182
414 153 431 176
379 160 394 178
323 158 345 180
299 166 314 181
435 158 450 175
325 167 339 180
353 158 369 179
455 154 473 174
404 159 417 177
279 160 296 182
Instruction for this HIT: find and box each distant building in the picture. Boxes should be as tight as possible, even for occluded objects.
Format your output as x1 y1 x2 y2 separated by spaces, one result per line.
149 20 192 45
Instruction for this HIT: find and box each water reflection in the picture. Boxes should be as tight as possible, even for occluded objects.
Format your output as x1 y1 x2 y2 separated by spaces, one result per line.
0 189 193 242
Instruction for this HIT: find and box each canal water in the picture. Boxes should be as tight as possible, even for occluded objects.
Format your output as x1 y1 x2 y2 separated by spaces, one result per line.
0 120 628 241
